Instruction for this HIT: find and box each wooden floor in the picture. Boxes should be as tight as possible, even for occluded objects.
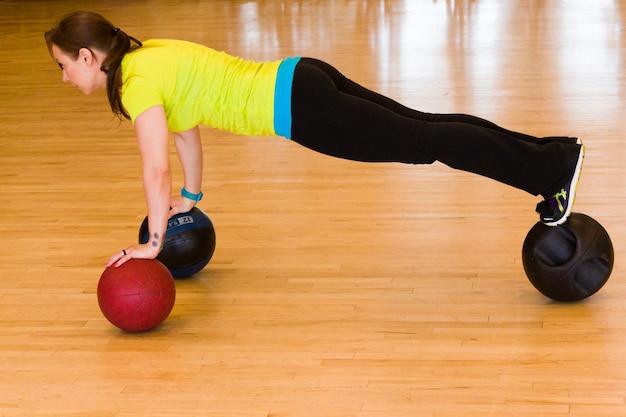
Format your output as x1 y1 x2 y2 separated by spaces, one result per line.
1 0 625 415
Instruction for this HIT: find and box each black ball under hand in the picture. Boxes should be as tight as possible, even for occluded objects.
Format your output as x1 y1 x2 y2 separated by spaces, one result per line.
139 207 216 278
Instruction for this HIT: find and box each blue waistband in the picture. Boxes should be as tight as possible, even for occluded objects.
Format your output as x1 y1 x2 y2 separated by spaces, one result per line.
274 56 301 139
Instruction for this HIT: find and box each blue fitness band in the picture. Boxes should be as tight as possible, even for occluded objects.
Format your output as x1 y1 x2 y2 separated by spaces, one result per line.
181 187 203 202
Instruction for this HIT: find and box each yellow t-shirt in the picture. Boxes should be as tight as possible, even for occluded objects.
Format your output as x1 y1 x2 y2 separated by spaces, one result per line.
121 39 281 135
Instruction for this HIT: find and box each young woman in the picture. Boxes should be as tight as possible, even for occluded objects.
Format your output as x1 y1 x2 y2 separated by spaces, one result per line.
45 11 584 268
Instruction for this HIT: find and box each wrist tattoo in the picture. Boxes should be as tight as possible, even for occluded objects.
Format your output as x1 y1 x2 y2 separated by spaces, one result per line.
151 232 163 250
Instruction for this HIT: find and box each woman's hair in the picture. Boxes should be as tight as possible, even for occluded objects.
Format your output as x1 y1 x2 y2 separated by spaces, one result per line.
44 11 142 120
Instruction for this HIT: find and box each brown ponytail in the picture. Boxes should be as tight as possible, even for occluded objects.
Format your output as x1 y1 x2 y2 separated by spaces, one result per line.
44 11 142 120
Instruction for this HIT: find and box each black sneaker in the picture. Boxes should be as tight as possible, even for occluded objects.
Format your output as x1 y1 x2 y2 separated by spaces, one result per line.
536 144 585 226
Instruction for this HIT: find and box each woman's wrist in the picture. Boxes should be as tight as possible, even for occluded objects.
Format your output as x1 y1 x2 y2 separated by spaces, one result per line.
146 230 164 255
181 187 203 201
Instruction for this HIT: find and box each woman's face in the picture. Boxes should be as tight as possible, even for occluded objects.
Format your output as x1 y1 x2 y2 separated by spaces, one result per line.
51 45 107 95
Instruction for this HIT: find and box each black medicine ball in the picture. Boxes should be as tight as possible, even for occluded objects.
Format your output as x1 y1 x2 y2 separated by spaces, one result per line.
522 212 613 301
139 207 216 278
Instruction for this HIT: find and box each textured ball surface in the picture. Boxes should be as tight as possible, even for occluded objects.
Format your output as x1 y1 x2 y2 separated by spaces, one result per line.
97 259 176 332
139 207 216 278
522 212 614 301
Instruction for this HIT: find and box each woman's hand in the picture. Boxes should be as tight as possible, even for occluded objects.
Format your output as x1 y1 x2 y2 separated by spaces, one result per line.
105 243 161 268
104 193 199 269
169 194 197 217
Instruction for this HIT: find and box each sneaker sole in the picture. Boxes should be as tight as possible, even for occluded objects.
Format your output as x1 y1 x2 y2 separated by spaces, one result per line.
544 144 585 226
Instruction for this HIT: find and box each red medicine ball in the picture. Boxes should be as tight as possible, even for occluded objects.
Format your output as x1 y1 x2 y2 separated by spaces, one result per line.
97 259 176 332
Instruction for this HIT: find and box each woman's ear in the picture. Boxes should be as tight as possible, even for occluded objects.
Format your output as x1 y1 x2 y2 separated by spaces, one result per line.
78 47 95 66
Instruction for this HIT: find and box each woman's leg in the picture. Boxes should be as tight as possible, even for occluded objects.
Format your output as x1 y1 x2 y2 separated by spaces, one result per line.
290 58 582 200
299 59 578 146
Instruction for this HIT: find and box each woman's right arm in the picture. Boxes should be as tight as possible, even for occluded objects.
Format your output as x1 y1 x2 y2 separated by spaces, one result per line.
170 126 204 216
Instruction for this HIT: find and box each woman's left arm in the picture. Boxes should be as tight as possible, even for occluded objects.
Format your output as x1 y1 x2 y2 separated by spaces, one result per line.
106 105 172 267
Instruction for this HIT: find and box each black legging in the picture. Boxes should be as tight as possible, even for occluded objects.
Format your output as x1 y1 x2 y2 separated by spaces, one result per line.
290 58 580 198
